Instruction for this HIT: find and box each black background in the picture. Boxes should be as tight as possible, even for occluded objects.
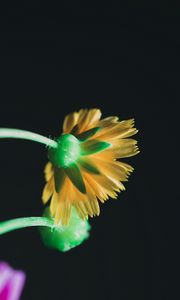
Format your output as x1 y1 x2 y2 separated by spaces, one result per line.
0 1 179 300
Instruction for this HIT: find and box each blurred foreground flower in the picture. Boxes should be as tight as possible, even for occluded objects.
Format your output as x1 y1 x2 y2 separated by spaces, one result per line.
43 108 139 225
0 262 25 300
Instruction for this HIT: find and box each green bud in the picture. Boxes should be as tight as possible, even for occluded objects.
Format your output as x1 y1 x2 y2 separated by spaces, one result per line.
40 207 91 252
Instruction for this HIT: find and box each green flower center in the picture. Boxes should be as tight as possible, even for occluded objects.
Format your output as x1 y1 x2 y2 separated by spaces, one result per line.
48 134 80 168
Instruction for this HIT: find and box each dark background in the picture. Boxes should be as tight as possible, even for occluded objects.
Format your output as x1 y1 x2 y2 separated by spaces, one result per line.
0 1 179 300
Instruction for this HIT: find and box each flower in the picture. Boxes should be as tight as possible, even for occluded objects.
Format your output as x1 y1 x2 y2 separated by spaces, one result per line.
0 262 26 300
42 108 139 225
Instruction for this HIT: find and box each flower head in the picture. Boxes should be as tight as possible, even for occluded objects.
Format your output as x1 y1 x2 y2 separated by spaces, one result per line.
42 108 139 225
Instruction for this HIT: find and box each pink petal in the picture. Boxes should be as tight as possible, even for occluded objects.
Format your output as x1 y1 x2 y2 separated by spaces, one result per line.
0 262 26 300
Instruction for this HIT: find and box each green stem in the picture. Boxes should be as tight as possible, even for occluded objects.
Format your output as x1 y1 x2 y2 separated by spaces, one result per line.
0 128 58 148
0 217 55 235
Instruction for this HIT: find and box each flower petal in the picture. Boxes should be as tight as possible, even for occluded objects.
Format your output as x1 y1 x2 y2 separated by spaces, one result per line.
78 109 101 133
109 139 139 158
97 116 119 127
55 202 72 225
96 119 138 140
83 173 117 202
50 192 58 215
92 173 124 192
42 175 54 204
74 202 87 220
89 156 132 181
44 162 53 182
90 198 100 216
78 158 100 174
53 180 73 225
83 200 94 217
63 112 79 133
0 262 26 300
75 109 88 133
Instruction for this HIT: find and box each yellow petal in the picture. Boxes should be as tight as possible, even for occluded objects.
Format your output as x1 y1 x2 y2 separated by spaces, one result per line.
74 202 88 219
80 109 102 132
78 201 88 217
50 192 58 216
90 197 100 216
84 173 115 202
42 176 54 204
85 156 131 182
96 119 138 140
97 116 119 127
110 141 139 158
54 202 64 224
83 200 94 217
64 202 72 225
75 108 101 133
60 202 72 225
52 179 74 224
63 112 79 133
76 109 88 133
84 184 100 216
117 161 134 173
92 173 124 192
44 162 53 182
74 203 86 220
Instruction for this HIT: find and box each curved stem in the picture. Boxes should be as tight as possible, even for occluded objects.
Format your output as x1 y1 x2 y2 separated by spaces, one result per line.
0 128 58 148
0 217 55 235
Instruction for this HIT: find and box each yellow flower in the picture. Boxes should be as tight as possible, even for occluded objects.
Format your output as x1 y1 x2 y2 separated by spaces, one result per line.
42 108 139 225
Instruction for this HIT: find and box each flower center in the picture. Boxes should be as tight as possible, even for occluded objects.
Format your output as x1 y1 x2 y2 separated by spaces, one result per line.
48 134 80 168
